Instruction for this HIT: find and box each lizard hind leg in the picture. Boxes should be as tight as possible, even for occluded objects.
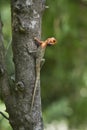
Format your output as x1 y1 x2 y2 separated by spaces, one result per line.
40 58 45 69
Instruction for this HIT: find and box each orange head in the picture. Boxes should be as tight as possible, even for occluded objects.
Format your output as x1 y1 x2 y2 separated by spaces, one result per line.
34 37 57 48
41 37 57 48
46 37 57 46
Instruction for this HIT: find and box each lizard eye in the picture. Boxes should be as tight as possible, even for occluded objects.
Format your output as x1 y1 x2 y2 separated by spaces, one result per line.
53 39 56 43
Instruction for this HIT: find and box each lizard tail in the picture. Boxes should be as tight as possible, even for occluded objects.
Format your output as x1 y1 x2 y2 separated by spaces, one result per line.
30 67 40 112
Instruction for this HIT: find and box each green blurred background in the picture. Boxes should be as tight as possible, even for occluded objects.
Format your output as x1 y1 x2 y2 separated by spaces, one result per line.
1 0 87 130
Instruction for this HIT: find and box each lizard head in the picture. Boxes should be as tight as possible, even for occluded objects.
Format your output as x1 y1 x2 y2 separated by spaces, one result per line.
34 37 57 48
46 37 57 46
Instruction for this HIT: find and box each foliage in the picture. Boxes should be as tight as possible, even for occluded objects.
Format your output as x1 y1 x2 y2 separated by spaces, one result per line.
42 0 87 128
0 101 12 130
43 98 72 123
0 0 87 129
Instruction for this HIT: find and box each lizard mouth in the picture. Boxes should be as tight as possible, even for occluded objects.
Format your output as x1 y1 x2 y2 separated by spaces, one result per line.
47 43 54 46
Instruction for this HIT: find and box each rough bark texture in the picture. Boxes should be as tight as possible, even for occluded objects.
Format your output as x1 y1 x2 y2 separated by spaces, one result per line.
10 0 44 130
0 0 46 129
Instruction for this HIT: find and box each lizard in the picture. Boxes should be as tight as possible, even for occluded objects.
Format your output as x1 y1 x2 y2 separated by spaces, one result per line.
30 37 57 112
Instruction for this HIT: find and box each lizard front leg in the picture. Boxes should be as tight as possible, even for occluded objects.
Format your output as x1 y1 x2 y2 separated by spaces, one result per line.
40 58 45 69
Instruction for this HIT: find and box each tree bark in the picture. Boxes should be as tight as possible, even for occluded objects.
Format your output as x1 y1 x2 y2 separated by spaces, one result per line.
8 0 44 129
0 0 44 130
0 0 45 129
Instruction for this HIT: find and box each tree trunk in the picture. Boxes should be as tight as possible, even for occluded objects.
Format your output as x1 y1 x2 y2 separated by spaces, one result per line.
0 0 46 129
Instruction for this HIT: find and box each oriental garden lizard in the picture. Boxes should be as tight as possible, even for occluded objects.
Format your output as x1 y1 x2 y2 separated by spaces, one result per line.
30 37 57 112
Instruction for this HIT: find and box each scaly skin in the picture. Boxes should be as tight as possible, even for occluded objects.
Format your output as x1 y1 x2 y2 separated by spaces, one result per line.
30 37 57 112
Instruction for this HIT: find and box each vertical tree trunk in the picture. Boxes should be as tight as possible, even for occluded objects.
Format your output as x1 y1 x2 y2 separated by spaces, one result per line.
9 0 45 129
0 0 46 130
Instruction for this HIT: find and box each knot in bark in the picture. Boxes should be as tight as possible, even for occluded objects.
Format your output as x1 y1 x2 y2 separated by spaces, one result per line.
16 81 25 91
